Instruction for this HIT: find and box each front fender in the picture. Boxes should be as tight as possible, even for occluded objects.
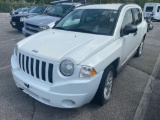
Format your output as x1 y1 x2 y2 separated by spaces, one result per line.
80 39 123 73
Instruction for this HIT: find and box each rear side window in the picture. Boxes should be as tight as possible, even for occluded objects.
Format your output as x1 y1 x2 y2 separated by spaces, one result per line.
157 6 160 12
146 6 153 12
132 8 142 25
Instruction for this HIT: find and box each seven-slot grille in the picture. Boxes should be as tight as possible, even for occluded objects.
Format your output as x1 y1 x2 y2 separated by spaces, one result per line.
12 16 20 22
18 53 54 83
25 23 41 32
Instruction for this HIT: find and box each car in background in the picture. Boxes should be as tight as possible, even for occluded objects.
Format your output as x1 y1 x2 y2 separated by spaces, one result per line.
22 3 82 36
10 8 23 15
143 3 160 20
50 0 87 4
50 0 72 5
10 5 52 31
11 6 34 16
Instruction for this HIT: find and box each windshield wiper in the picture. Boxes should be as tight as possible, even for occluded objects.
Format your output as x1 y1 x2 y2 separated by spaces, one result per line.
54 27 66 30
52 14 62 17
47 13 62 17
46 12 52 16
68 28 97 34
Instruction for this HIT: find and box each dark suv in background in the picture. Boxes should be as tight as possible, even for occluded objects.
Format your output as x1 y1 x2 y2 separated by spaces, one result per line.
10 5 52 31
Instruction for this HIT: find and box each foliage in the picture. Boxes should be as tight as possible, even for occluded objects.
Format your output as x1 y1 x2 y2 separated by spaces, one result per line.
0 2 33 12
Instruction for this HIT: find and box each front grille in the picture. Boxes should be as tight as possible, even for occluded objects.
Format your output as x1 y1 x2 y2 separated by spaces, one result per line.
12 16 20 22
25 23 41 32
18 53 54 83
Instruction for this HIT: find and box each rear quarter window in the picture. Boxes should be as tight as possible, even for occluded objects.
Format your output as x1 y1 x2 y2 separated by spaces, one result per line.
132 8 142 25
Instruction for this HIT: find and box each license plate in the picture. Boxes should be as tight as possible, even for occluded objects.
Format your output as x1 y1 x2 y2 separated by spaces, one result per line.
12 22 16 26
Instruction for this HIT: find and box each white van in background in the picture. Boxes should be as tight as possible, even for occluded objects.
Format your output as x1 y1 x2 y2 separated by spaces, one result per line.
143 3 160 20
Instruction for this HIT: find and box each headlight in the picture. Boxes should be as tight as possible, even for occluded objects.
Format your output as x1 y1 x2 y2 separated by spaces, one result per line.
14 45 18 56
20 17 26 22
79 66 96 78
60 60 74 76
39 26 50 30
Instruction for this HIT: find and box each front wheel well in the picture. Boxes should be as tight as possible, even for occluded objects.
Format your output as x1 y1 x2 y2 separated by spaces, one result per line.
104 58 120 77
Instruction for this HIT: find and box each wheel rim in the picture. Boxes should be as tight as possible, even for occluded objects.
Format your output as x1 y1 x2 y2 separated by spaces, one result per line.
139 41 144 55
104 71 114 100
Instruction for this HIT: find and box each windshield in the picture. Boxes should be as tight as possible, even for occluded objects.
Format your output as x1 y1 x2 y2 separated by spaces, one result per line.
30 6 44 13
54 9 118 35
47 5 73 17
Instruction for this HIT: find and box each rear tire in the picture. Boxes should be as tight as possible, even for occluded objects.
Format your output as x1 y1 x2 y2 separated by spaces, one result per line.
93 65 115 106
135 40 144 57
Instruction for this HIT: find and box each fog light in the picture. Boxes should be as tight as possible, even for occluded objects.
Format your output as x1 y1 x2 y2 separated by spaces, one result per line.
62 99 76 108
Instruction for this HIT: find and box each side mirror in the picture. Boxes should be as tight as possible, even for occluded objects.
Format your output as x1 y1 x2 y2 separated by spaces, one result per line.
123 24 138 36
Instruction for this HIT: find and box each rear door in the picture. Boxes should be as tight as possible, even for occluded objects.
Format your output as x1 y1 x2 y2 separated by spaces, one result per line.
132 8 143 47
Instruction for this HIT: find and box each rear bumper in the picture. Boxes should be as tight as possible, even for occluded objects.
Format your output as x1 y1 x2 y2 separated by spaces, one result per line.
11 55 103 108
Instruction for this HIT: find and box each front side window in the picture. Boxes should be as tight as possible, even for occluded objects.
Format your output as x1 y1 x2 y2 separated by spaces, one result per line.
121 9 134 30
146 6 153 12
47 5 73 17
54 9 118 35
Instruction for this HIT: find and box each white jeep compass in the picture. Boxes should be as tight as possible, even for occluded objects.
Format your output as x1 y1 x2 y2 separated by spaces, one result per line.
11 4 147 108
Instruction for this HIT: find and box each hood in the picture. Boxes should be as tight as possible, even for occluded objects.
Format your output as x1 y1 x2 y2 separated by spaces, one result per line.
25 15 61 26
18 29 114 65
14 13 37 17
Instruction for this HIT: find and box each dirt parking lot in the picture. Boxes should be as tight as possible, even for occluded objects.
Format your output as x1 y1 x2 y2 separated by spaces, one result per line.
0 13 160 120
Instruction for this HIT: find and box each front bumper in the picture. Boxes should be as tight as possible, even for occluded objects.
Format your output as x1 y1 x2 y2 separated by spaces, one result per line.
11 55 103 108
22 27 36 37
10 21 24 30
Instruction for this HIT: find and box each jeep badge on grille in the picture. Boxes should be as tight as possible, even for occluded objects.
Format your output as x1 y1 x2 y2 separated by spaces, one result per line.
32 50 38 53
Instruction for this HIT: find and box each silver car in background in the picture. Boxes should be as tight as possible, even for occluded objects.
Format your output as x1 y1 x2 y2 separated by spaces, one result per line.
22 3 82 37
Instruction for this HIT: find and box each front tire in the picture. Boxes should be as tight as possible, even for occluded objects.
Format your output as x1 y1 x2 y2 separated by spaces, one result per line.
94 65 115 106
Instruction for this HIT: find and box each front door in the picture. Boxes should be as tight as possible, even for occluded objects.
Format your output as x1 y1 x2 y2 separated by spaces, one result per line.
120 8 136 64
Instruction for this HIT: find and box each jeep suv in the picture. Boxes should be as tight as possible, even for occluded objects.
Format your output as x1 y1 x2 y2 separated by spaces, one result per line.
11 4 147 108
22 3 82 36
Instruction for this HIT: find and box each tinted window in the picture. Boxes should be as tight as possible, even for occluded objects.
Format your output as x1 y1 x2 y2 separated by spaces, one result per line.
121 9 134 30
44 6 52 13
30 6 44 13
47 5 73 17
132 8 142 25
146 7 153 12
157 6 160 12
54 9 118 35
